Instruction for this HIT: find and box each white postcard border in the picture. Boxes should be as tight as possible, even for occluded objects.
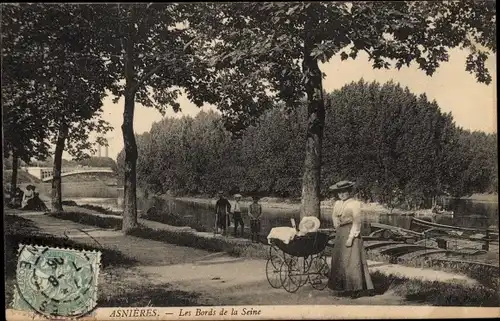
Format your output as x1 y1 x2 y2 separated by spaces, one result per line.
6 305 500 320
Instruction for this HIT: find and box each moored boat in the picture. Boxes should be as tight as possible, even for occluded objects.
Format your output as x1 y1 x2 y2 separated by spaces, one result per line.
410 217 499 243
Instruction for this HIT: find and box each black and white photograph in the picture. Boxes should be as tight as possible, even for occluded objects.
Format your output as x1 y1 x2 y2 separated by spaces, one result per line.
3 1 498 320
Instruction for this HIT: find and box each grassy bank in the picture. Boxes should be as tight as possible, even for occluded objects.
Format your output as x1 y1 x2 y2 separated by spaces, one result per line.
4 215 137 307
130 226 269 259
369 271 499 306
62 201 210 232
50 211 122 229
370 252 499 291
62 201 119 215
4 216 135 268
48 211 269 259
8 213 499 307
4 215 206 308
141 208 209 232
46 210 500 290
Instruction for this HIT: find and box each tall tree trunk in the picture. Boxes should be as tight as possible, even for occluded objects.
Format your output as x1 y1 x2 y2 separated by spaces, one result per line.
121 93 138 233
10 152 19 200
121 15 138 234
300 39 325 219
51 124 68 212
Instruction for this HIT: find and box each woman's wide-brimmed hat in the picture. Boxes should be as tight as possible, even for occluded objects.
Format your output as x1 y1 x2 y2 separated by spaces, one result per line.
329 180 355 192
298 216 321 234
234 194 242 198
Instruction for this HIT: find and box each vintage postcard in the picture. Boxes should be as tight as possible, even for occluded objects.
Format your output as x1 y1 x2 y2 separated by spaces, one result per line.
3 1 498 320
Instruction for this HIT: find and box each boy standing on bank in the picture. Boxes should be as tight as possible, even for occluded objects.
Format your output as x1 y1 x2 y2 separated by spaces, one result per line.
248 196 262 243
232 194 245 237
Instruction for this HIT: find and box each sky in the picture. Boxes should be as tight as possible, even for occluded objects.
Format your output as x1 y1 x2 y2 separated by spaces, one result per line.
80 47 497 161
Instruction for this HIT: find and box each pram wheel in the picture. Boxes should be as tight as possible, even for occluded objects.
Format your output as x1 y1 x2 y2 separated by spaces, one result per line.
265 255 283 289
308 254 329 290
280 256 305 293
267 232 332 293
268 245 281 268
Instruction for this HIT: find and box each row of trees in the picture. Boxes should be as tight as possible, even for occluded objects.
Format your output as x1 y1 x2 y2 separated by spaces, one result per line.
3 4 112 211
119 80 497 209
3 3 496 232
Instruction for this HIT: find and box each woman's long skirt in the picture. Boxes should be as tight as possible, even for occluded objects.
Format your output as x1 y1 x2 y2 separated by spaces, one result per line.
328 223 374 292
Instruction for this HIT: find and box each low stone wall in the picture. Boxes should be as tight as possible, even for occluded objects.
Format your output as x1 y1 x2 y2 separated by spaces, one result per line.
49 209 271 260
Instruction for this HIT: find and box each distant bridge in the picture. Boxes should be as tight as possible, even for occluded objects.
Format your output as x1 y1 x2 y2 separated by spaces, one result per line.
40 168 115 182
22 166 115 182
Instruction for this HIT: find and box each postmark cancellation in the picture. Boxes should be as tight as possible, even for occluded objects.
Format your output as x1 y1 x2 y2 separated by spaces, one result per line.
12 244 101 318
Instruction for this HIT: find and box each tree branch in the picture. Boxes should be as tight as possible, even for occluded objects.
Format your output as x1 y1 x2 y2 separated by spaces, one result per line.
130 64 163 94
131 36 199 94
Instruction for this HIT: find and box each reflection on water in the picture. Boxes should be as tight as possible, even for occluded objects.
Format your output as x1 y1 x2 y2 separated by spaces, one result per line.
71 195 498 236
441 198 499 229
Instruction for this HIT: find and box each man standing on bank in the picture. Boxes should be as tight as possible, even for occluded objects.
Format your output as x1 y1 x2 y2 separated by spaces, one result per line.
232 194 245 237
327 180 374 299
215 191 231 236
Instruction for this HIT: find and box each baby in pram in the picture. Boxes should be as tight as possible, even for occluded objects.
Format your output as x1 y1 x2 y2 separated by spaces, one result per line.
267 216 321 244
296 216 321 236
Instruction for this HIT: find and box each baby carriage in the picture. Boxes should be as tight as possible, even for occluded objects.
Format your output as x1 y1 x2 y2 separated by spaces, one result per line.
266 230 335 293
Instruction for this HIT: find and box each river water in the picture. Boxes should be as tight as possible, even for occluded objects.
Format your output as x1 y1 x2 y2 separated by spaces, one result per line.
70 195 498 237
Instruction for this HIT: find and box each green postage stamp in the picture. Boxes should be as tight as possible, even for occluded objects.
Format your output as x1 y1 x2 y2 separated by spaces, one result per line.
12 244 101 318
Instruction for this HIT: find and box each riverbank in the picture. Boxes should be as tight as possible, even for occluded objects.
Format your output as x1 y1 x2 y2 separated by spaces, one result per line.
14 198 500 288
61 195 410 219
44 191 499 220
174 195 371 210
461 193 499 203
173 196 421 216
42 198 500 287
5 211 500 307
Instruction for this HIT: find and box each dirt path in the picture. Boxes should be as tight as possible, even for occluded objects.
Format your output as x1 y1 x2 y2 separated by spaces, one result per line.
8 212 400 305
135 251 478 306
137 260 408 306
10 212 212 266
6 211 480 306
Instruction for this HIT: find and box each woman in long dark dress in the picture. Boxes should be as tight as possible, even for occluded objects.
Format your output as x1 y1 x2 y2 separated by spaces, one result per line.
327 180 374 298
